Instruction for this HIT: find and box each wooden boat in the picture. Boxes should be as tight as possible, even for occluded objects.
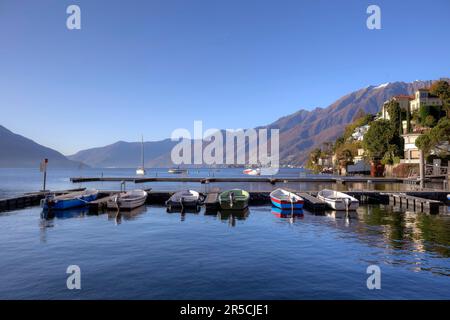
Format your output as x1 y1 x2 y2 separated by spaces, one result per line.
41 189 98 210
218 189 249 210
168 167 188 174
317 189 359 211
165 190 204 209
107 189 147 210
270 188 304 209
136 135 146 175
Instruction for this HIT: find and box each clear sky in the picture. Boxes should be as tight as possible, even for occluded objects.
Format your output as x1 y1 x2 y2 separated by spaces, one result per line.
0 0 449 155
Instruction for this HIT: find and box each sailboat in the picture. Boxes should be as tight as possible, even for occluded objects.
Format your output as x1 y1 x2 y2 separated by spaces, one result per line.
136 135 146 175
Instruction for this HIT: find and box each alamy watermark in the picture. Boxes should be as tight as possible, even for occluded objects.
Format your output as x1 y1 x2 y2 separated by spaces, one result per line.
170 121 280 175
366 5 381 30
66 265 81 290
366 265 381 290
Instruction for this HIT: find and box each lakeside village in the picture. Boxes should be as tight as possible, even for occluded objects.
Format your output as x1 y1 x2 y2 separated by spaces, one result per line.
306 79 450 183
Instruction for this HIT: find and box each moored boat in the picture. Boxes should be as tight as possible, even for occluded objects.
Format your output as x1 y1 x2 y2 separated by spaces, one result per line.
243 168 261 176
41 189 98 210
168 167 188 174
107 189 148 210
317 189 359 211
270 188 304 209
165 190 204 210
136 135 146 175
218 189 249 210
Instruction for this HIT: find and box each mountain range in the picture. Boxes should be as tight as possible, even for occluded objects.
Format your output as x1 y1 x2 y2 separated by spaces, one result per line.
0 125 85 168
0 80 435 168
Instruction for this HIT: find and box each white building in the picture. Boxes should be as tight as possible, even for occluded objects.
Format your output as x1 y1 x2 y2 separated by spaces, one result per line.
351 124 370 141
409 88 442 113
380 95 413 120
401 133 421 164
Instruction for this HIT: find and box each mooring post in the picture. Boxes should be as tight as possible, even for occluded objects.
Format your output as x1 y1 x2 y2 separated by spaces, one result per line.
40 158 48 192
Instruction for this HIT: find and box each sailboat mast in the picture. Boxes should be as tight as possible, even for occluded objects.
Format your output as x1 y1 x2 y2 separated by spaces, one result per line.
141 135 144 169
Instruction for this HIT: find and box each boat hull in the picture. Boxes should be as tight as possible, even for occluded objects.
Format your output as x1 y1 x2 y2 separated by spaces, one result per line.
219 200 248 210
107 190 148 210
270 198 304 209
43 194 98 210
317 195 359 211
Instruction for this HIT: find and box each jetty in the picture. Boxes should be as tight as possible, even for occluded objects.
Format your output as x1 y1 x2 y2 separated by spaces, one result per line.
0 188 86 212
0 187 447 215
70 176 403 184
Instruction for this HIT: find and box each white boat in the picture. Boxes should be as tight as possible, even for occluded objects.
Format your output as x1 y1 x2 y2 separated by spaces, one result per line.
317 189 359 211
165 190 203 209
243 168 261 176
136 135 146 175
107 189 148 210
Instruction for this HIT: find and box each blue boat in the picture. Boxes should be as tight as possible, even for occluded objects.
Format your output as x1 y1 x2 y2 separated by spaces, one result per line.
41 189 98 210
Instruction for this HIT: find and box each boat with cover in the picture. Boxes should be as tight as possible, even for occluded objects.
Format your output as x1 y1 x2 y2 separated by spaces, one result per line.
165 190 204 209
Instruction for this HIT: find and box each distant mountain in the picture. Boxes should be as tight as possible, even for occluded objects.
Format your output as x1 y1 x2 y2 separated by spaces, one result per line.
0 125 86 168
267 80 433 164
68 139 178 168
69 80 434 167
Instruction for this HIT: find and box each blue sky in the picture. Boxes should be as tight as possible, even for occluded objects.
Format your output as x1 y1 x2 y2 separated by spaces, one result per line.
0 0 449 155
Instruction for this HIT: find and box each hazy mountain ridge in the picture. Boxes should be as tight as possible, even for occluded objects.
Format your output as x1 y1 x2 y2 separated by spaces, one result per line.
5 80 434 168
0 125 86 168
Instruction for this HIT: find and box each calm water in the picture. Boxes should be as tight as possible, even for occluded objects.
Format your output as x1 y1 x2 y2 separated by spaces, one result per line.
0 167 423 199
0 168 449 299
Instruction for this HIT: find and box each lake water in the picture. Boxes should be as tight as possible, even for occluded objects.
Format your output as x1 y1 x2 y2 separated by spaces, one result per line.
0 168 449 299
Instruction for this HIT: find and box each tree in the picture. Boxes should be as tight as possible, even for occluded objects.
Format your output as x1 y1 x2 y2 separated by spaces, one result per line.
429 80 450 118
386 100 402 135
415 117 450 155
363 120 402 165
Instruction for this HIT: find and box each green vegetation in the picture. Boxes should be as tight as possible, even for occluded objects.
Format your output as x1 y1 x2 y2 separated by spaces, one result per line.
429 80 450 118
363 119 402 165
415 117 450 155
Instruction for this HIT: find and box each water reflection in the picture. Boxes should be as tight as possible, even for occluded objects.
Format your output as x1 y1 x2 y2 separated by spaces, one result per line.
217 208 250 227
357 205 450 259
107 205 147 224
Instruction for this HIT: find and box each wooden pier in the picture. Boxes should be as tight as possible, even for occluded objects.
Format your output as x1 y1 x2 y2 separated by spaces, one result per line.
387 193 443 214
0 188 86 212
1 187 448 214
297 192 326 212
70 176 403 184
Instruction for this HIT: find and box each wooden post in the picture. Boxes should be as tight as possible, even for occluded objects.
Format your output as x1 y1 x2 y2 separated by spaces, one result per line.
419 150 425 189
40 158 48 192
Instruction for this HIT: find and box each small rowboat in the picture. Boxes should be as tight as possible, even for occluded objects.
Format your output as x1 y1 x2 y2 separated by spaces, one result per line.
270 188 304 209
107 189 148 210
41 189 98 210
243 168 261 176
317 189 359 211
219 189 249 210
165 190 204 210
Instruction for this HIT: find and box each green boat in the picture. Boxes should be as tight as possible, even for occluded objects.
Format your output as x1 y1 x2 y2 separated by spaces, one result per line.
218 189 250 210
